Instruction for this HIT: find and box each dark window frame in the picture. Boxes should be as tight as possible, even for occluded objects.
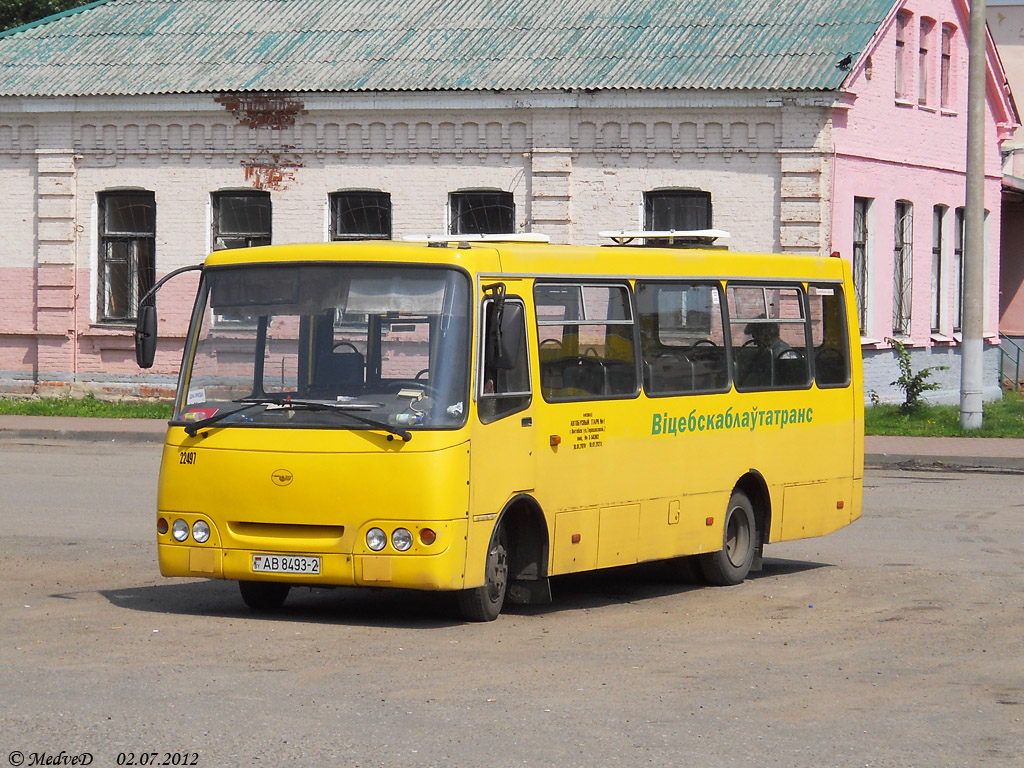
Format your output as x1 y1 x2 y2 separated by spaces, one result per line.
212 190 272 251
940 25 954 109
931 205 946 332
893 200 914 336
97 190 157 324
953 206 965 332
330 190 392 240
853 197 871 334
643 189 712 233
450 190 515 236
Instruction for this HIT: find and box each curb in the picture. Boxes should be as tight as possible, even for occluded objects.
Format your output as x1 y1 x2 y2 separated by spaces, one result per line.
0 427 165 444
864 453 1024 471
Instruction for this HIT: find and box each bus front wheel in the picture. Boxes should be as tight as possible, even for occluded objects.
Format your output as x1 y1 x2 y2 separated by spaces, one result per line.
457 524 509 622
699 490 757 586
239 580 291 610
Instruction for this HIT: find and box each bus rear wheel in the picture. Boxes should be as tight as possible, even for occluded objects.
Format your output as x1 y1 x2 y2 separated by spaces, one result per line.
699 490 757 586
239 580 291 610
457 524 508 622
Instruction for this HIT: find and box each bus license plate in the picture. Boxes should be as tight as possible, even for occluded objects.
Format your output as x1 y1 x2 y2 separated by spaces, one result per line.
251 554 321 575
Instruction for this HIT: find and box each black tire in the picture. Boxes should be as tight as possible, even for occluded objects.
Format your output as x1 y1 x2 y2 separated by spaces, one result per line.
457 524 509 622
238 580 291 610
699 490 757 586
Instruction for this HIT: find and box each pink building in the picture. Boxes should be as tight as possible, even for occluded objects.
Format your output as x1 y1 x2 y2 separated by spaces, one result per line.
988 0 1024 385
833 0 1017 400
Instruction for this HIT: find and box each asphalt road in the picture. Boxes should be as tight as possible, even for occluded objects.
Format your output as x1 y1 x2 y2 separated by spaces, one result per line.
1 439 1022 767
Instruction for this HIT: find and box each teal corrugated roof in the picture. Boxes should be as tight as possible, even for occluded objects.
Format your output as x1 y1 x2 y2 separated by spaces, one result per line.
0 0 897 96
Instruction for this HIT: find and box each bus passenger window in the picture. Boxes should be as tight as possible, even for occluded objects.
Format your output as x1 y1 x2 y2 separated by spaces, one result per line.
479 298 531 423
636 281 728 395
535 283 638 401
728 285 811 391
808 285 851 387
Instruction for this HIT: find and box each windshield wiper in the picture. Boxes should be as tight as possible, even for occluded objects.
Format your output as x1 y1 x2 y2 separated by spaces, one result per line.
181 397 412 441
182 399 274 436
284 399 412 442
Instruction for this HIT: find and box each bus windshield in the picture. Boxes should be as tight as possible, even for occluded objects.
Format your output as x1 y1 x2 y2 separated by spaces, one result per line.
176 264 471 431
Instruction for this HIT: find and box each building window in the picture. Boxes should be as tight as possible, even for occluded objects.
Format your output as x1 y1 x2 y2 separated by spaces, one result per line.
643 189 713 232
330 191 392 240
893 201 914 336
853 197 871 334
954 206 965 331
895 11 911 100
941 25 954 108
212 191 271 250
919 19 934 105
450 190 514 235
931 205 946 332
98 191 156 323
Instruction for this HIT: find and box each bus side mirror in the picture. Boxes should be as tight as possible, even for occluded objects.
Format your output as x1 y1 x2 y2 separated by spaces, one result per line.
135 304 158 369
486 302 523 370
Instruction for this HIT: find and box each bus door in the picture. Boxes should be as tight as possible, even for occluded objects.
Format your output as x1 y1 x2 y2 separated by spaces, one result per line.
467 289 536 576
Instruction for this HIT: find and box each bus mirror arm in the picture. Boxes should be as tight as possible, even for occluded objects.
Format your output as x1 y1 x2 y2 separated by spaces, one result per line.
134 264 204 369
483 282 522 370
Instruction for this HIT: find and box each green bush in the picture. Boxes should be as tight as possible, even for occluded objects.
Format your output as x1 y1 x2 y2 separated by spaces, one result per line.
885 337 947 414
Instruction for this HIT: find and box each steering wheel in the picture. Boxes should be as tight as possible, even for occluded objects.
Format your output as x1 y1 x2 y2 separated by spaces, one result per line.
540 339 562 351
332 341 360 353
691 339 717 347
414 368 429 380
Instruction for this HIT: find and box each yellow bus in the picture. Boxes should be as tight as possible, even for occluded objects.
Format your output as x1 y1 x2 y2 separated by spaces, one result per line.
136 234 862 621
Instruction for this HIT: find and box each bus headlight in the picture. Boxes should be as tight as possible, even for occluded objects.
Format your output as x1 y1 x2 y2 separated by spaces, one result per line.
392 528 413 552
171 519 189 542
366 527 387 552
192 520 211 543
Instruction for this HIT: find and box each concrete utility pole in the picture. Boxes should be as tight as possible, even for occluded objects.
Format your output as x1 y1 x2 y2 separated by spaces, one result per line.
960 0 987 429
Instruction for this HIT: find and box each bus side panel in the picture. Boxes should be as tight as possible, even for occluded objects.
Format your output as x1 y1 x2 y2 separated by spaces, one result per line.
636 492 728 562
596 503 640 568
779 478 856 540
551 508 599 573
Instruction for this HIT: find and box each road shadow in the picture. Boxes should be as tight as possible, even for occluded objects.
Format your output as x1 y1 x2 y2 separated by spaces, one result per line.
97 556 831 628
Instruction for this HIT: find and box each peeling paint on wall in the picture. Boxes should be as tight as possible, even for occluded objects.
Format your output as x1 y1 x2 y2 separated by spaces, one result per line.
214 92 306 129
242 152 303 191
216 92 306 190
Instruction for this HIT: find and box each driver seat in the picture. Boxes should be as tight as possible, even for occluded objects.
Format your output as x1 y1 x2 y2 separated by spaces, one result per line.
313 351 364 395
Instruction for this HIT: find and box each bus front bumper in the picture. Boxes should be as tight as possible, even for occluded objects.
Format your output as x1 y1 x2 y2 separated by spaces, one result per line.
157 532 469 592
